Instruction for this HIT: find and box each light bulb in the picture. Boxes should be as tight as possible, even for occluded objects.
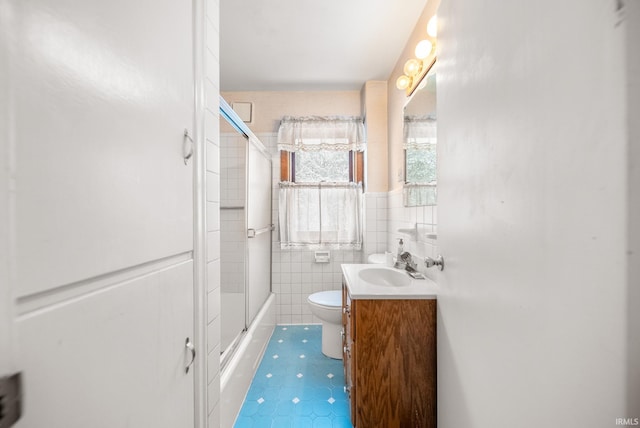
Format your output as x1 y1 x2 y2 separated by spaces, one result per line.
415 40 433 59
396 75 411 90
427 15 438 38
403 58 422 77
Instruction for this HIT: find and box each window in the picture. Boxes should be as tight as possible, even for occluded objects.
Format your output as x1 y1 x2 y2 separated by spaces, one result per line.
277 116 365 249
280 150 364 184
403 116 437 206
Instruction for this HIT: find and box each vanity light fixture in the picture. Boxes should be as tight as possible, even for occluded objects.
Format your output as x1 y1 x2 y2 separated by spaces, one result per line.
403 58 422 77
415 40 433 59
396 75 411 90
395 14 437 95
427 15 438 38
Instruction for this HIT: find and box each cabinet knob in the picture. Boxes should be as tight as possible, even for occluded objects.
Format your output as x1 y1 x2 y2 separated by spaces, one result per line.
343 306 350 315
343 345 351 357
344 385 351 398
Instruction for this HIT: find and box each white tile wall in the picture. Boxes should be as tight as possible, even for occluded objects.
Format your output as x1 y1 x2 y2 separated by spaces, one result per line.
258 132 365 324
220 133 247 295
204 0 221 425
219 134 246 208
254 129 446 322
386 188 439 280
253 130 443 322
363 192 388 257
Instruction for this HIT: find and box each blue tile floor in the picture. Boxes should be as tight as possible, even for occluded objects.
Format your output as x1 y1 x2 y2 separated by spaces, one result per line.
234 325 353 428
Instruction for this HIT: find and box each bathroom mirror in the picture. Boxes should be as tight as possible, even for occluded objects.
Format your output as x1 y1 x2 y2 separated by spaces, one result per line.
403 61 437 207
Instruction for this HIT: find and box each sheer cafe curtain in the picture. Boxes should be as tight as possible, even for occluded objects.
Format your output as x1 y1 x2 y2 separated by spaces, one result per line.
403 115 437 206
277 116 365 249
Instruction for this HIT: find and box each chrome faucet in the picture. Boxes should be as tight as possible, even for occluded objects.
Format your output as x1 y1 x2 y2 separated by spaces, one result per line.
424 255 445 271
396 251 418 272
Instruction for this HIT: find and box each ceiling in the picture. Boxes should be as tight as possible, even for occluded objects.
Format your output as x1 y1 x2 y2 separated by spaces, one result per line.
220 0 428 91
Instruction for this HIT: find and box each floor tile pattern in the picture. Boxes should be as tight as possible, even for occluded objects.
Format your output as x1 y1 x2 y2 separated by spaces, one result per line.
234 325 353 428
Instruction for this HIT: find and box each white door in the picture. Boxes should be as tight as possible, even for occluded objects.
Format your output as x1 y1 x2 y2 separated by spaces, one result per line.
0 0 196 426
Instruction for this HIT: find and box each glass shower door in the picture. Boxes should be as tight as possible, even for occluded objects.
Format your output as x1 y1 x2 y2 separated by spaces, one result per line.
246 141 272 324
219 132 247 354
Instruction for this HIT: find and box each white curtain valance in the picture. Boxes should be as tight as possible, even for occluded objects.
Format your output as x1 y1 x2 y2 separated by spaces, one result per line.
278 182 363 249
277 116 366 152
403 115 437 150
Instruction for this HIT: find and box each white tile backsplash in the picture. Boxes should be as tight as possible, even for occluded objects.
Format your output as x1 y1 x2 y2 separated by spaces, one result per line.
387 188 440 281
255 132 440 322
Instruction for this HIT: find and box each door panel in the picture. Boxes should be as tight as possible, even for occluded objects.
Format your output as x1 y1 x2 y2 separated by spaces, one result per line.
2 0 197 425
15 262 194 428
246 141 272 324
8 0 194 297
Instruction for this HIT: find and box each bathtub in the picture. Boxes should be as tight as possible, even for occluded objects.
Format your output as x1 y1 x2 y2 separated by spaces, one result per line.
219 292 276 426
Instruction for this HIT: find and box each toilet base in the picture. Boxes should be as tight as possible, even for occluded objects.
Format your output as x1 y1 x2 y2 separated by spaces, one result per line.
321 322 343 360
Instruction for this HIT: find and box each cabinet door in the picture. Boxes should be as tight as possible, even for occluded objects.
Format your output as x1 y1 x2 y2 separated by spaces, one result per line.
12 0 194 296
342 285 356 426
16 263 195 428
354 299 436 428
2 0 197 425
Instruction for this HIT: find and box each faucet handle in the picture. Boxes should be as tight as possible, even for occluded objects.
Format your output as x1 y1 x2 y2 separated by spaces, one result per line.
425 255 445 271
400 251 412 262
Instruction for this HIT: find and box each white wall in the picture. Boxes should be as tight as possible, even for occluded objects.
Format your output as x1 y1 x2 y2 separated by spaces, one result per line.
387 0 440 193
218 92 365 324
254 133 362 324
204 0 222 426
434 0 638 426
626 0 640 412
0 7 11 376
383 1 441 280
221 91 361 133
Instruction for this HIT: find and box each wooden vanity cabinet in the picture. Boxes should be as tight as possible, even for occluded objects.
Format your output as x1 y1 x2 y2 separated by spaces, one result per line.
341 280 436 428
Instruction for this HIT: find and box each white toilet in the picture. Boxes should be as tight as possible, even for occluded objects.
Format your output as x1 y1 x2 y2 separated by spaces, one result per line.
307 290 343 359
367 253 386 264
308 255 387 359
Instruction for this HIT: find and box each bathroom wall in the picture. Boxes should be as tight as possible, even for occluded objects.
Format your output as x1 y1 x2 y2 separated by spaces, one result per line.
219 133 246 295
256 133 362 323
386 189 438 277
221 91 371 324
204 0 222 425
433 0 638 426
627 0 640 411
360 81 389 193
221 91 361 133
387 0 440 194
385 0 441 279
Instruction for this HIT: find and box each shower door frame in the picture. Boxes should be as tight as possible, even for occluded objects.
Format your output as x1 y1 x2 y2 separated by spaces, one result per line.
219 97 273 370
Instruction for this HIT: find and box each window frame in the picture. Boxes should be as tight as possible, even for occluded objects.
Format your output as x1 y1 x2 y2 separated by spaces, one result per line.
280 150 364 184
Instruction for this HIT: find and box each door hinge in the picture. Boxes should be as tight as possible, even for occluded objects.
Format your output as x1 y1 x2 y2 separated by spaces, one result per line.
0 373 22 428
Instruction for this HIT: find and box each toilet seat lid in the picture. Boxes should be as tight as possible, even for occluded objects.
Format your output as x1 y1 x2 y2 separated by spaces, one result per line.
308 290 342 307
367 253 386 264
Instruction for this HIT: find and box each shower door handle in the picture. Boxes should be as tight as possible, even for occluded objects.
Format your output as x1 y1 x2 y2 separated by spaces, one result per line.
185 337 196 374
247 225 274 238
183 129 194 165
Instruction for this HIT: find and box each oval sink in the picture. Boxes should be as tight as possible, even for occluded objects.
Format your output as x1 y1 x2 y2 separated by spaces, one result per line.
358 267 411 287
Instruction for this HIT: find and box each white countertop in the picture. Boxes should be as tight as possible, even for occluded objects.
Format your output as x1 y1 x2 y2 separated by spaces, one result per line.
341 264 438 300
